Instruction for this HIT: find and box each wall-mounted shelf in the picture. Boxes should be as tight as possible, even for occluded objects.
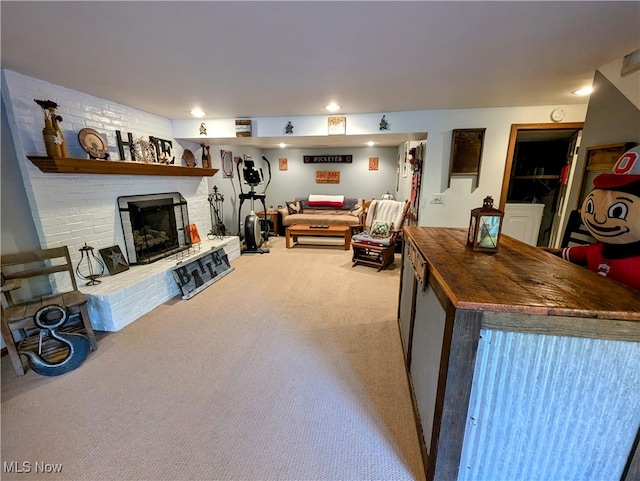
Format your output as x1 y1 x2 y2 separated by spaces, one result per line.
27 156 218 177
512 175 560 180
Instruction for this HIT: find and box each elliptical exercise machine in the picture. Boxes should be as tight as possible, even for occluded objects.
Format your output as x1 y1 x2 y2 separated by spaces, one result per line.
236 155 271 254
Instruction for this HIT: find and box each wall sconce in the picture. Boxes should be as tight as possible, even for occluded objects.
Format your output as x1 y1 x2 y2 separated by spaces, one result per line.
467 196 504 252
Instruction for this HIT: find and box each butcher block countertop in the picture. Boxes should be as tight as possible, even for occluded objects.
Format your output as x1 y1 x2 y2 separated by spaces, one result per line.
403 227 640 325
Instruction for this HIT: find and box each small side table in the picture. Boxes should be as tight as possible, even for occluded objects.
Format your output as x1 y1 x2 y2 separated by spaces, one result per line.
257 211 279 237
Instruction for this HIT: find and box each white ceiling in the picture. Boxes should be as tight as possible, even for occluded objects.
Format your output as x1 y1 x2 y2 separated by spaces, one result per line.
2 1 639 148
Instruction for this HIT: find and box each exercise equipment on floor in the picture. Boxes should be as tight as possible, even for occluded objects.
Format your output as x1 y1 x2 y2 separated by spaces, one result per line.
236 155 271 254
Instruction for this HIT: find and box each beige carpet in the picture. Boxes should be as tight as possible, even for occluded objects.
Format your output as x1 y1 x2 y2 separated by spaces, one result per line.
1 237 425 481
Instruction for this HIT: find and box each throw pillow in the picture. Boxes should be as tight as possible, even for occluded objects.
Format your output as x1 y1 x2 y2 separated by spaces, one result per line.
370 220 393 239
295 197 310 210
286 200 303 215
350 205 363 218
342 198 359 211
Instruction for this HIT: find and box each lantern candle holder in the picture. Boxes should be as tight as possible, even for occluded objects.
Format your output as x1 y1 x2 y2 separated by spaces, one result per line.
467 196 504 252
381 191 396 200
75 243 106 286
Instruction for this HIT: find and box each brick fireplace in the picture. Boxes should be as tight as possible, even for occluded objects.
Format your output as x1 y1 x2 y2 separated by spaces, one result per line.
118 192 191 264
2 70 212 269
2 69 240 332
2 70 211 261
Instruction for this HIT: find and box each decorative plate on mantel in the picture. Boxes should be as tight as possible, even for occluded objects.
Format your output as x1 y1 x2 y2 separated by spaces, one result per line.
78 128 109 159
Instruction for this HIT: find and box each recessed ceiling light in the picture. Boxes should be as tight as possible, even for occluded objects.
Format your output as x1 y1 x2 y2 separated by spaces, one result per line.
367 141 376 147
573 87 593 96
279 143 287 148
190 108 206 118
324 103 341 112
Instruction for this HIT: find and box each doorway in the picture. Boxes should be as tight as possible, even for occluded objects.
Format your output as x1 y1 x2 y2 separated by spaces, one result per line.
499 122 584 248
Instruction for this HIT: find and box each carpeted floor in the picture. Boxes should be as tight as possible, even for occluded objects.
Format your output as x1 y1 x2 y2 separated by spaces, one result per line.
1 237 425 481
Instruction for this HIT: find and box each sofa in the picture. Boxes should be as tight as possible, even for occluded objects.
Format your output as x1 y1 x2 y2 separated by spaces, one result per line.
278 195 364 234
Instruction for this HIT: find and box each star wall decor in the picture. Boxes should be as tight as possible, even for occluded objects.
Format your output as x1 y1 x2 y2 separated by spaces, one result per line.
99 246 130 275
285 121 294 134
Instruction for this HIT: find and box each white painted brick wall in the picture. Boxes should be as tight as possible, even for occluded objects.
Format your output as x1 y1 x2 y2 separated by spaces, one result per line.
2 69 211 275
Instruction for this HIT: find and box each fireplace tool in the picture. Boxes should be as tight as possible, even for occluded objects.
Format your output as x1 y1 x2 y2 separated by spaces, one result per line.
75 243 106 285
207 185 226 240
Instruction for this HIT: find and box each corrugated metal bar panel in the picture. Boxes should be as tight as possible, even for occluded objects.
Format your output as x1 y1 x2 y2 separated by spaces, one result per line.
458 330 640 481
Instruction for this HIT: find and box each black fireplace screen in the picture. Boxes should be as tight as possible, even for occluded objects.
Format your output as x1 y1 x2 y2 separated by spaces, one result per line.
118 193 191 264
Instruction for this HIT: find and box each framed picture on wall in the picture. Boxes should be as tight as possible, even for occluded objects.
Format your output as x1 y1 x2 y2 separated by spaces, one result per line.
448 128 486 188
369 157 379 171
316 171 340 183
235 119 252 137
279 158 288 171
328 116 346 135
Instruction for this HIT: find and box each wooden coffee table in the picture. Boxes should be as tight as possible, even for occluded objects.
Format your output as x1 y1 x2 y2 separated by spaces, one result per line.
285 225 352 250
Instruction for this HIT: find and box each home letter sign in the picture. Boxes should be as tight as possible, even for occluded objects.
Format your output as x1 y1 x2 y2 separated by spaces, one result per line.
172 246 234 299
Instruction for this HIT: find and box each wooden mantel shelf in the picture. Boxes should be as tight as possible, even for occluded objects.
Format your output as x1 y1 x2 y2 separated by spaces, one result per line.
27 156 218 177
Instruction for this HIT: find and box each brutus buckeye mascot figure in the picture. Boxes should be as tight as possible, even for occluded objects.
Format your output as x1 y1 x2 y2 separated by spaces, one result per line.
559 145 640 290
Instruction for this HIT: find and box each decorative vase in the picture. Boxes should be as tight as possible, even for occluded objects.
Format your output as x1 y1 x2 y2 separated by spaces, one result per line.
43 119 62 158
51 115 67 157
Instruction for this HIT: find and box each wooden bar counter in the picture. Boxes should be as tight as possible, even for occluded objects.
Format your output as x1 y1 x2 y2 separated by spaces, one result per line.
398 227 640 481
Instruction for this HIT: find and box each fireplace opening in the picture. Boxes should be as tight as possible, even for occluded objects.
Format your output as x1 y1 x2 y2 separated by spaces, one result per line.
118 193 191 264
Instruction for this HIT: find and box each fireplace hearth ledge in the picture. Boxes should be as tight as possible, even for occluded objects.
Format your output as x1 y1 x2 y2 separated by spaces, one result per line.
79 236 240 332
